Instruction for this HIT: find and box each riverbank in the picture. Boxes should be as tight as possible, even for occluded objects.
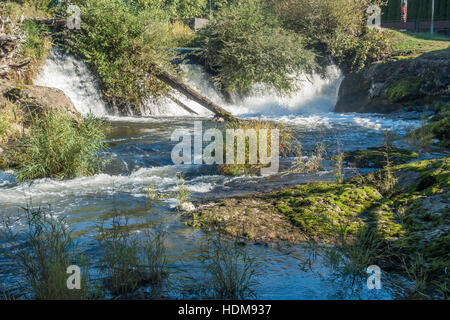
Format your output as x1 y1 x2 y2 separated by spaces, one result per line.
335 31 450 116
187 156 449 298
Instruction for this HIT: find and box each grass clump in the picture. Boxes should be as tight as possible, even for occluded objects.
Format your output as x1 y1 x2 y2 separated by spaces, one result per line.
201 235 259 299
0 2 51 83
18 20 51 83
0 101 23 145
0 206 92 300
218 120 296 176
97 216 168 296
199 0 316 95
16 111 107 182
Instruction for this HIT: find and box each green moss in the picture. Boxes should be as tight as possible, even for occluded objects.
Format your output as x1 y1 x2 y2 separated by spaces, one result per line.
345 147 418 168
271 183 381 239
384 76 423 103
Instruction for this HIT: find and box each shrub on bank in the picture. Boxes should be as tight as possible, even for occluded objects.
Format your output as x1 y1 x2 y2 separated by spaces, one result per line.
271 0 392 72
199 0 316 95
16 111 107 182
63 0 176 112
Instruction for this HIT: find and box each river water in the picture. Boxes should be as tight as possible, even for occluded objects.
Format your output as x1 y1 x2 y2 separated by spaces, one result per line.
0 50 422 299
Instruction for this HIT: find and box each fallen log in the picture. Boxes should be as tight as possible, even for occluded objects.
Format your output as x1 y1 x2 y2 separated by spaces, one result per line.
0 35 17 42
153 66 237 122
31 18 67 28
168 94 199 115
0 59 30 77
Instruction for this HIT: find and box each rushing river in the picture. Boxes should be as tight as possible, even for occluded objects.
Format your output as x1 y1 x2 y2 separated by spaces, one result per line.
0 50 423 299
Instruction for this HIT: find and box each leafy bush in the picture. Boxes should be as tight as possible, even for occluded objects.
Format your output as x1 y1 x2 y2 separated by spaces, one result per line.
64 0 176 112
199 0 316 95
271 0 392 72
16 111 107 182
329 28 393 72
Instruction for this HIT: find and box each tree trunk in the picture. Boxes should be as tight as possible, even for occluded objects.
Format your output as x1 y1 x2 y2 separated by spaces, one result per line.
153 67 237 122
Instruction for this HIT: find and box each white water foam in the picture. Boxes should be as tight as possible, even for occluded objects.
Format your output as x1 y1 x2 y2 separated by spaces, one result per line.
35 49 109 117
0 165 218 207
181 64 344 117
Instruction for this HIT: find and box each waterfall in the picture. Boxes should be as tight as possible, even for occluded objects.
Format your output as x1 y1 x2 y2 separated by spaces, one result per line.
35 49 343 118
179 64 344 117
34 49 109 117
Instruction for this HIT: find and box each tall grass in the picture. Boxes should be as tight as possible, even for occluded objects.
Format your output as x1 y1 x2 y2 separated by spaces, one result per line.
16 111 107 182
18 20 51 83
218 120 296 176
0 206 91 300
97 216 168 296
201 235 259 299
324 225 385 279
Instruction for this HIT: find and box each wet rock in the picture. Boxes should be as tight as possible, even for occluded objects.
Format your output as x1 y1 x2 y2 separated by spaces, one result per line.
335 56 450 114
0 79 81 121
180 201 196 212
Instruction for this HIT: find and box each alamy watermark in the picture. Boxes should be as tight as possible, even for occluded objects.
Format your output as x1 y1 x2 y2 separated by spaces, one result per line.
171 121 280 175
66 4 81 30
366 265 382 290
367 5 382 29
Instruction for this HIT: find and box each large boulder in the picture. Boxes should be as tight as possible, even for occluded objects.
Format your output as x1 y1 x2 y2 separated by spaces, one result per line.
335 56 450 113
0 79 81 120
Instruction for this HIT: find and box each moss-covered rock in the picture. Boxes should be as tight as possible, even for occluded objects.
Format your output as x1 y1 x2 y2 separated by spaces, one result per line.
188 156 450 298
335 55 450 114
344 147 419 168
384 77 423 103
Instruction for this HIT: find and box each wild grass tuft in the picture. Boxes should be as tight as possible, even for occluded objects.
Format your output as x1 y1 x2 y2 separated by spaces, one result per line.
16 111 108 182
333 141 344 184
97 215 168 296
0 206 91 300
201 235 260 299
218 120 297 176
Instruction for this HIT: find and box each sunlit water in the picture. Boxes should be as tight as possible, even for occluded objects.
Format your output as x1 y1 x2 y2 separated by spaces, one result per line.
0 52 423 299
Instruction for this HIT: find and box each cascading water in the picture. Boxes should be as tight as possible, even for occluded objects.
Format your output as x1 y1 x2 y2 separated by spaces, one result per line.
34 49 109 117
180 63 344 117
34 49 345 120
2 49 421 300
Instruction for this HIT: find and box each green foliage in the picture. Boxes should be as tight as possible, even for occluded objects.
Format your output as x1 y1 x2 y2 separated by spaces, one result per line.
218 120 297 176
333 143 344 184
329 28 393 72
324 226 385 278
19 20 51 82
410 116 450 149
271 0 392 72
64 0 176 111
175 173 191 209
16 111 107 182
199 0 316 95
7 0 58 13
